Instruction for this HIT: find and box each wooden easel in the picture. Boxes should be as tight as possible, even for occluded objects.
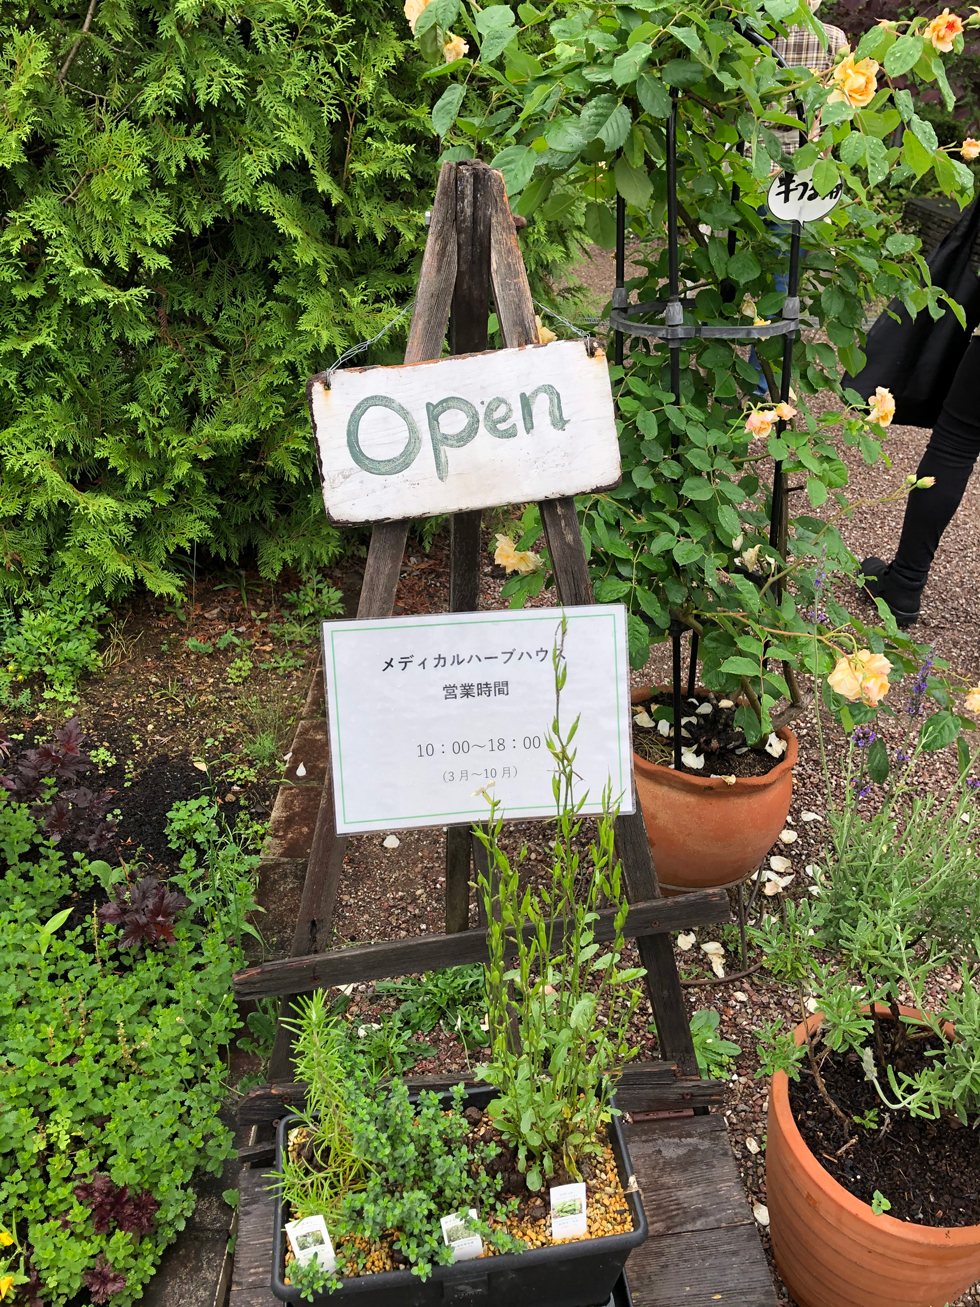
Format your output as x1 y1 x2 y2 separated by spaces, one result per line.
234 156 732 1098
228 161 788 1307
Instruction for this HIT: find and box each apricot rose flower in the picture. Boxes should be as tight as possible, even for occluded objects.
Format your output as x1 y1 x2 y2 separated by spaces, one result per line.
494 534 542 576
828 650 892 707
403 0 432 32
925 9 964 52
829 54 879 109
745 409 776 439
868 386 896 427
965 684 980 714
961 138 980 161
442 33 469 61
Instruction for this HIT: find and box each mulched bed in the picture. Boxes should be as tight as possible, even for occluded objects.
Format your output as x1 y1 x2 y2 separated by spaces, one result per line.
789 1026 980 1227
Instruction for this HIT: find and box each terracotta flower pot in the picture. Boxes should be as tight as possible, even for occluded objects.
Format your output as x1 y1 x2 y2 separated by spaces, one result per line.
630 687 797 892
766 1008 980 1307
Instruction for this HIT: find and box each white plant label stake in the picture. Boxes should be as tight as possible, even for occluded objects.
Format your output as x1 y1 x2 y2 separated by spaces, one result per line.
766 165 843 224
550 1183 588 1240
285 1215 336 1272
440 1209 484 1262
308 338 621 525
321 605 634 835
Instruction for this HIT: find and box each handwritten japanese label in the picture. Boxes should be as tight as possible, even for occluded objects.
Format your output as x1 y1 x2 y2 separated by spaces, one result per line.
766 166 843 224
308 339 621 525
321 606 633 834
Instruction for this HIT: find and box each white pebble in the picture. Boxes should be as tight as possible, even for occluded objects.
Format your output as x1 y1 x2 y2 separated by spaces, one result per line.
753 1202 770 1226
383 834 400 849
746 1137 761 1155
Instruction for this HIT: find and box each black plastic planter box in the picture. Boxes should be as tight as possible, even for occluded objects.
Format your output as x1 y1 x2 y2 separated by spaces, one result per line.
271 1085 647 1307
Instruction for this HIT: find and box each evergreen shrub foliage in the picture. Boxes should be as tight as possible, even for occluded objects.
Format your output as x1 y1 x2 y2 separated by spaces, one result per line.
0 0 438 595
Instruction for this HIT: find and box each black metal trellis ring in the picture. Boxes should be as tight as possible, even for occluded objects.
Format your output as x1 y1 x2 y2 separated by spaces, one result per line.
612 27 809 768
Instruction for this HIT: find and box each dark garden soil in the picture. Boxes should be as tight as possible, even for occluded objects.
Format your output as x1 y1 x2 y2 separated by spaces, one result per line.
789 1029 980 1227
631 690 785 778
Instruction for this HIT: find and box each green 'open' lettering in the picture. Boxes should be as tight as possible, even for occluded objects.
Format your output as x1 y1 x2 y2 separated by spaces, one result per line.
347 396 421 476
427 396 480 481
520 385 568 434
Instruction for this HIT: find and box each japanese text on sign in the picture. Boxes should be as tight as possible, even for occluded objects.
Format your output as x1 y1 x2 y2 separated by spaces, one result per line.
321 606 634 835
766 165 843 224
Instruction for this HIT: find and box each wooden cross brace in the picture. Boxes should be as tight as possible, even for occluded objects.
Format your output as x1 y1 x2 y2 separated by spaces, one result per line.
248 159 720 1100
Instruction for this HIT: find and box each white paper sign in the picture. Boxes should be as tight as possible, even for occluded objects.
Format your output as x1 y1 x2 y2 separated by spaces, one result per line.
308 339 621 525
285 1215 336 1271
550 1183 588 1240
766 166 843 223
321 605 634 835
440 1209 483 1262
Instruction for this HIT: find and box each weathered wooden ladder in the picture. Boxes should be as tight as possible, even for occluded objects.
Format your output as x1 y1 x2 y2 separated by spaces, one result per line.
227 160 778 1307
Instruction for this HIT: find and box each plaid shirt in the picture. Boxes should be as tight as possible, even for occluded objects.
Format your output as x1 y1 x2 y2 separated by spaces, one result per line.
769 23 849 155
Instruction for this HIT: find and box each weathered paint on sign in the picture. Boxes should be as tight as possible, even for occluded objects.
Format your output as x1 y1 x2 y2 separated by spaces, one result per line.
307 338 621 524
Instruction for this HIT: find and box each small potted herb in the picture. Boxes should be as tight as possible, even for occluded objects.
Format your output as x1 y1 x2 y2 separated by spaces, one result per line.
270 659 648 1304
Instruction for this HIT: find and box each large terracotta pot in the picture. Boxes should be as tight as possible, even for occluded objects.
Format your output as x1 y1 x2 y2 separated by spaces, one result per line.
766 1009 980 1307
630 687 797 892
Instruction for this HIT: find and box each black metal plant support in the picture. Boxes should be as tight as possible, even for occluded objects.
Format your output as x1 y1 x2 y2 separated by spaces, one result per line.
611 34 805 771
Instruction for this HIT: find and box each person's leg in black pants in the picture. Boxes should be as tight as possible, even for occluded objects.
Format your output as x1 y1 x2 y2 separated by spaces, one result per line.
862 336 980 626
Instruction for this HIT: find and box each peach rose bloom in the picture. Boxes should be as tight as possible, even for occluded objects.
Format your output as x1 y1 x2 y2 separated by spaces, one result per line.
494 534 542 576
403 0 432 32
855 650 892 707
868 386 896 427
925 9 964 52
745 410 776 438
828 655 864 701
442 33 469 61
965 685 980 714
535 315 557 345
829 55 879 109
961 138 980 161
774 402 797 421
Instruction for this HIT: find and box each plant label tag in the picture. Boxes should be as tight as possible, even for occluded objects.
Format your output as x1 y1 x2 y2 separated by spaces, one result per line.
285 1215 336 1271
308 338 621 524
550 1183 588 1240
766 166 843 224
321 605 635 834
440 1208 483 1262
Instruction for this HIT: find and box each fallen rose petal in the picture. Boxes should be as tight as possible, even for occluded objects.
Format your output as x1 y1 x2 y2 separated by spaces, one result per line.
658 719 671 736
753 1202 770 1226
801 811 822 822
765 733 787 758
779 829 797 844
677 932 696 950
701 941 724 956
633 710 656 728
769 855 792 873
295 761 307 778
722 774 737 785
193 761 208 772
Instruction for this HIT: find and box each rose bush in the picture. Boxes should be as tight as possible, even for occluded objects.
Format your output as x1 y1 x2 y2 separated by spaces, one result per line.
407 0 976 743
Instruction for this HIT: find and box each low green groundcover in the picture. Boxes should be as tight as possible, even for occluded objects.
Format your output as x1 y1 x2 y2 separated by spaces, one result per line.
0 796 251 1304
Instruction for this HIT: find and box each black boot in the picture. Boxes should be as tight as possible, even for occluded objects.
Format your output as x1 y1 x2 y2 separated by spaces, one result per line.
860 557 922 628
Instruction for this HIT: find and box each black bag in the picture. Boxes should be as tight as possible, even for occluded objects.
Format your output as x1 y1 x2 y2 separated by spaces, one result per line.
844 197 980 428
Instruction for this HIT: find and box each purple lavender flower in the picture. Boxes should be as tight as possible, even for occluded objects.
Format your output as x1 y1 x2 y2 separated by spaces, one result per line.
850 725 877 748
906 657 934 716
896 749 911 765
968 778 980 791
814 570 826 592
850 779 874 798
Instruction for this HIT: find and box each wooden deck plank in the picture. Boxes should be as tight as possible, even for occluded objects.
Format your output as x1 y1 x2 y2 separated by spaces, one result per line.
624 1114 751 1237
232 1167 277 1292
624 1114 778 1307
626 1224 778 1307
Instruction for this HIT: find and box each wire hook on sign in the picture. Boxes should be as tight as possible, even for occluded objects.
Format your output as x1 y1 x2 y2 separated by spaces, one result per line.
324 299 417 385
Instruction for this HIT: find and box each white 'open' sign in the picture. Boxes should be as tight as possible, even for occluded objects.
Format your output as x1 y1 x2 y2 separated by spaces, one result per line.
307 339 621 525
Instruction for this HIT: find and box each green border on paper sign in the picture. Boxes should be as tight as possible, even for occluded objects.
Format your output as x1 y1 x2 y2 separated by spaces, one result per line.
327 609 625 828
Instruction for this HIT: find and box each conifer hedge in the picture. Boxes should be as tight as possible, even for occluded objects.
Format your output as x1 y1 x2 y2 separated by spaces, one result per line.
0 0 575 595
